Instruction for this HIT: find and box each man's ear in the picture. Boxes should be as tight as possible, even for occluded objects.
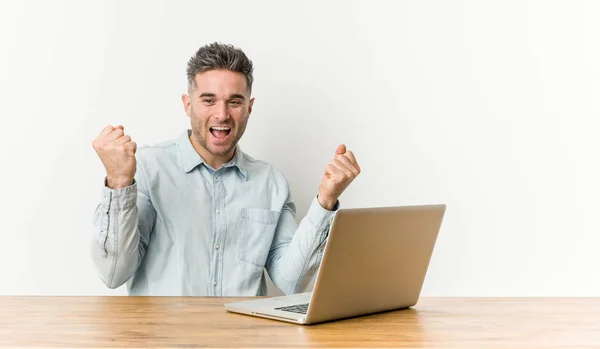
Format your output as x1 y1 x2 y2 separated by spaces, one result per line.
248 97 255 117
182 94 191 117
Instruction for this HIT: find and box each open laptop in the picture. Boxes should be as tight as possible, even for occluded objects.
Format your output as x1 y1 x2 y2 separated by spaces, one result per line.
224 204 446 325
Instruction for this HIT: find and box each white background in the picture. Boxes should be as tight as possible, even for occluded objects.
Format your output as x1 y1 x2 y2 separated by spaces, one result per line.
0 0 598 296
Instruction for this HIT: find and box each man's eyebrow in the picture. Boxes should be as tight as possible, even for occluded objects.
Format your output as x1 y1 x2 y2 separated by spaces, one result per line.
198 93 245 100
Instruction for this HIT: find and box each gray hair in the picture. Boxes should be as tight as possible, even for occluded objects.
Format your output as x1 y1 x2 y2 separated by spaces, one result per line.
186 42 254 94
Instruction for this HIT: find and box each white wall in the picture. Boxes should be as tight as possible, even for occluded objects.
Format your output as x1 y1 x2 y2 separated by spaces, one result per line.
1 0 598 296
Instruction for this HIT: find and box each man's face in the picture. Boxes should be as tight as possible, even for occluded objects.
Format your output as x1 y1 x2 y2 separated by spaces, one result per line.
183 69 254 162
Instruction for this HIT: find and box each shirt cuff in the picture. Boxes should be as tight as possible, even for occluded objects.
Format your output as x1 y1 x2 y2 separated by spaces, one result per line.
306 195 339 232
100 178 137 212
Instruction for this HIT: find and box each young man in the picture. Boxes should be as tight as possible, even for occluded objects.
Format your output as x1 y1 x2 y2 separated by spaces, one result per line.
91 42 360 296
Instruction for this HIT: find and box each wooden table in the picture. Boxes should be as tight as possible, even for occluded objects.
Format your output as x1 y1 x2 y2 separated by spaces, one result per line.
0 297 599 348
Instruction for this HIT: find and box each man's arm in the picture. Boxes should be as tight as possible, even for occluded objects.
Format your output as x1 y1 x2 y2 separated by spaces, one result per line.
90 125 155 289
264 194 337 295
90 171 155 289
265 143 360 294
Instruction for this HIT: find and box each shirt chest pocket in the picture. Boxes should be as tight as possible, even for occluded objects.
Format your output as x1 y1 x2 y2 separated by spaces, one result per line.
237 208 281 267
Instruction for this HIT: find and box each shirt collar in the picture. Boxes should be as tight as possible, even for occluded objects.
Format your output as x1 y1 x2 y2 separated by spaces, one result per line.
176 129 248 180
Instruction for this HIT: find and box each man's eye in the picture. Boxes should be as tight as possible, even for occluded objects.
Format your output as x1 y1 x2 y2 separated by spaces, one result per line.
203 99 215 104
229 100 242 106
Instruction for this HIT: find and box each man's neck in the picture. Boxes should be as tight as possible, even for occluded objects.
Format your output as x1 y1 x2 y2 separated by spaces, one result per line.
189 135 235 170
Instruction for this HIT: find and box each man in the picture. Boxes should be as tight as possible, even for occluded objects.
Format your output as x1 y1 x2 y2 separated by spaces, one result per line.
91 42 360 296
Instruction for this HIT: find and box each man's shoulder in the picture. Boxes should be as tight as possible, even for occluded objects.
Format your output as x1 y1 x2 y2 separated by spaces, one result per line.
239 151 288 182
135 137 180 171
137 138 178 158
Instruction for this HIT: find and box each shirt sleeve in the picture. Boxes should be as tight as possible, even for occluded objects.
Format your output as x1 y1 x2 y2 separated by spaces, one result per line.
90 164 156 289
265 192 338 295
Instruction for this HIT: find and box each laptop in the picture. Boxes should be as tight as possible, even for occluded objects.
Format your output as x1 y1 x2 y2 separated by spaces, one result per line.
224 204 446 325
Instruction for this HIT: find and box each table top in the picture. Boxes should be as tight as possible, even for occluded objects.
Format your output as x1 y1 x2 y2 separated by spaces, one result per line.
0 296 599 348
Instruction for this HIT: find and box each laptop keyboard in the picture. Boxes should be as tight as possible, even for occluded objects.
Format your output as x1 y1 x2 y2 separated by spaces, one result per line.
274 303 309 314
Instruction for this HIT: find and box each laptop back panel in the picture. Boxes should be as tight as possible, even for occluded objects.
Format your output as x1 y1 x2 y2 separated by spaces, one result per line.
304 204 446 324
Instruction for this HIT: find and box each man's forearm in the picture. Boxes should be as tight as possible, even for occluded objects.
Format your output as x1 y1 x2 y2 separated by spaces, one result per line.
267 196 335 295
91 183 142 289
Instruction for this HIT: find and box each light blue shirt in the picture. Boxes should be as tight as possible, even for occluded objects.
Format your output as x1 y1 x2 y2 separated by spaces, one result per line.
91 130 338 296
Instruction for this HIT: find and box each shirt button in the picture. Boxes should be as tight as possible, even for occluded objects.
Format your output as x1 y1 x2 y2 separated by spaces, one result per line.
213 281 218 286
214 177 219 182
215 244 220 250
216 209 220 214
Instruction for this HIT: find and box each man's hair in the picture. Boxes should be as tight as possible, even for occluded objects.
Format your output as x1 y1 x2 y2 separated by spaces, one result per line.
186 42 254 94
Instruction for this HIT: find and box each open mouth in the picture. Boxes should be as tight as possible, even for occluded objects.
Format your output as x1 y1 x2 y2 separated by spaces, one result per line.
210 126 231 140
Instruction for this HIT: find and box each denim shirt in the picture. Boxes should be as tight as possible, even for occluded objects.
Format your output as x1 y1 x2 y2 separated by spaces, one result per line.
91 130 338 296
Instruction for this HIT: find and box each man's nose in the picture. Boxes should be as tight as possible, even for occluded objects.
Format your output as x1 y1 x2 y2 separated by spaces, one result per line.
214 101 230 121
